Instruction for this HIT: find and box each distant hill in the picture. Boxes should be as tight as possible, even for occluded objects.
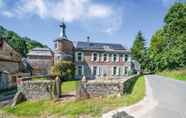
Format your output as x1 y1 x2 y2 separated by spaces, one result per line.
0 25 47 57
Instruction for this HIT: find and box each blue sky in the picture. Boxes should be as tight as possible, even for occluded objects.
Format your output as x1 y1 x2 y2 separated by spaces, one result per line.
0 0 181 49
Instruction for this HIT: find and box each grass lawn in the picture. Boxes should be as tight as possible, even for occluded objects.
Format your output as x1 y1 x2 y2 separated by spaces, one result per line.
158 68 186 81
2 76 145 118
61 80 79 94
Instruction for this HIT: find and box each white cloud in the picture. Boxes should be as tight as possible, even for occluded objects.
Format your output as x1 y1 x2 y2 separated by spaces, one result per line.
88 4 112 18
15 0 47 18
1 11 14 17
0 0 123 34
1 0 113 22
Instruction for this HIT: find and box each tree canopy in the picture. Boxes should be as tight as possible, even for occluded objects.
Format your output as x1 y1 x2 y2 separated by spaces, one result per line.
131 31 146 70
0 25 46 57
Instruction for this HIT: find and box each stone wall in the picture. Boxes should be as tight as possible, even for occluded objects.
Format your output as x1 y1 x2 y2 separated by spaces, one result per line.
17 79 55 100
79 75 139 97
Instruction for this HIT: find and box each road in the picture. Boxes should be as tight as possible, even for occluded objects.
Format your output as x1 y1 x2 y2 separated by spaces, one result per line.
140 75 186 118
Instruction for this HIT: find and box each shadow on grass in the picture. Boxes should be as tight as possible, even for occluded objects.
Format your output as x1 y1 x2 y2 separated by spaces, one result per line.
123 76 139 95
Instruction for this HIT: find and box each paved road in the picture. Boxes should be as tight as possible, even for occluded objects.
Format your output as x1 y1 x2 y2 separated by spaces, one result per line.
140 75 186 118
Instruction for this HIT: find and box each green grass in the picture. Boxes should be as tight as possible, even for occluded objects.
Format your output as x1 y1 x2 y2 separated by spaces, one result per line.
2 76 145 118
158 68 186 81
61 80 79 94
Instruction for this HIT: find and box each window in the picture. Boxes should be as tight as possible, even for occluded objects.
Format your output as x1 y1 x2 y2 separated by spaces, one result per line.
77 66 83 76
125 55 128 62
76 52 83 62
77 52 82 61
103 53 107 61
113 54 117 62
113 66 117 75
93 66 97 76
124 67 128 75
93 53 98 61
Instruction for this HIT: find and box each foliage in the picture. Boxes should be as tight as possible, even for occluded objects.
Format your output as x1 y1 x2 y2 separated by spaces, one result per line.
158 68 186 81
3 76 145 118
131 31 146 70
0 25 46 57
140 2 186 72
50 61 75 80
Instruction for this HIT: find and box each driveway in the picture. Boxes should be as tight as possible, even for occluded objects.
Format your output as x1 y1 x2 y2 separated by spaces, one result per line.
140 75 186 118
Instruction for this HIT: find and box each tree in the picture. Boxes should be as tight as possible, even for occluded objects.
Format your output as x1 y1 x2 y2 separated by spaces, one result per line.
0 25 46 57
131 31 146 70
50 61 75 98
148 2 186 72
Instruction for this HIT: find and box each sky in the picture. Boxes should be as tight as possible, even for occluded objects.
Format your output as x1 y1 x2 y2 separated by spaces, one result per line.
0 0 182 49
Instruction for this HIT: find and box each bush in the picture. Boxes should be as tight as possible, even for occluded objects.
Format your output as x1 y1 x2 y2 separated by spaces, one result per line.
50 61 75 81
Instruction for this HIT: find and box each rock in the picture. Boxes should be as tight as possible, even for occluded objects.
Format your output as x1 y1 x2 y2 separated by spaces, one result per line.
11 91 26 107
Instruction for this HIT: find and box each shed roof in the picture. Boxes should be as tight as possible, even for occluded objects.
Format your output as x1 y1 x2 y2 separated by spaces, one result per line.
27 48 53 56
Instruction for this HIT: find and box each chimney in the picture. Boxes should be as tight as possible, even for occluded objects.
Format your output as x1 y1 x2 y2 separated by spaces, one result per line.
87 36 90 49
87 36 90 43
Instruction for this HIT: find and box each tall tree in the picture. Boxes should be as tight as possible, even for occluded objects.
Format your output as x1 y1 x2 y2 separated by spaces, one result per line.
131 31 146 70
148 2 186 71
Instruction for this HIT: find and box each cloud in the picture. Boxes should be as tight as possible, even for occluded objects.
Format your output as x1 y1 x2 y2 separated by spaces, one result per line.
88 4 112 18
1 11 14 17
0 0 123 34
1 0 113 22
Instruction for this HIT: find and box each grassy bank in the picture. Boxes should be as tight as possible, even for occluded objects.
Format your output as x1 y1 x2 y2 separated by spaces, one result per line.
158 68 186 81
2 76 145 118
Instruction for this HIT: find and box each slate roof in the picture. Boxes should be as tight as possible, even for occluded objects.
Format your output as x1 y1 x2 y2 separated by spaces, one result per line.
27 48 53 56
76 41 126 50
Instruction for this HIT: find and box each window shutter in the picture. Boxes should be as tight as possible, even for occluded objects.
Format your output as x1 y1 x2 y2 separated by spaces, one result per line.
91 53 94 61
97 53 100 62
112 54 114 62
116 54 119 62
81 52 84 62
112 67 114 75
75 52 78 62
101 53 104 62
82 65 84 76
75 66 78 76
107 54 109 62
123 54 125 62
90 66 93 75
116 67 119 76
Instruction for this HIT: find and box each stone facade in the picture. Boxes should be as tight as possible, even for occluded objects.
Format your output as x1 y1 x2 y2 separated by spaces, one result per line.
74 42 133 80
53 22 74 64
0 38 22 91
17 79 55 100
0 39 21 74
27 48 54 75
